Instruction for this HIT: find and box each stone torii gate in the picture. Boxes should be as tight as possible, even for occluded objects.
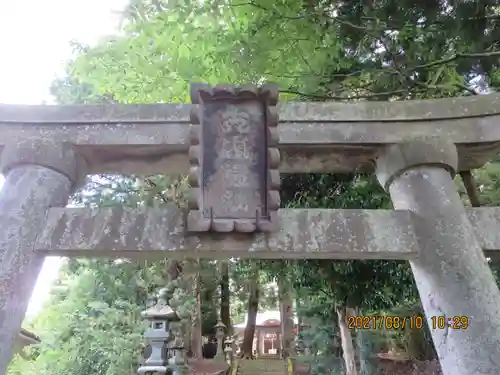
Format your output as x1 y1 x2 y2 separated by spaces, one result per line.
1 84 500 375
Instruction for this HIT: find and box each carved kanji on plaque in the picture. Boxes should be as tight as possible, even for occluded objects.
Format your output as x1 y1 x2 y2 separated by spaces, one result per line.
187 83 281 232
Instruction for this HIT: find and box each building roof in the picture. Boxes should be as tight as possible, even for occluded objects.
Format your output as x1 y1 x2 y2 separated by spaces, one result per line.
233 310 298 328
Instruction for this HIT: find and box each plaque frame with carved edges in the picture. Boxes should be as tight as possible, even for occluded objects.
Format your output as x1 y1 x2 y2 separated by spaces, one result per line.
187 83 280 233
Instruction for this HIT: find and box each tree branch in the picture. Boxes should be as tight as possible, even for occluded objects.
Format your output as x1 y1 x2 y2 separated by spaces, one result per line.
410 50 500 70
459 171 482 207
281 87 426 101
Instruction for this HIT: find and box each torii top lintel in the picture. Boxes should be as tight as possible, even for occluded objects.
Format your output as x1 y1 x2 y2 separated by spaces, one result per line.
0 90 499 176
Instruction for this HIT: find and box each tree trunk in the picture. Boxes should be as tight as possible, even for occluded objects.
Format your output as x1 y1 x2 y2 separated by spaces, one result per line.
337 306 358 375
166 259 182 280
405 312 436 360
357 328 378 375
179 260 193 358
220 261 231 335
278 275 295 358
190 260 203 359
296 296 302 329
242 278 260 358
165 259 192 357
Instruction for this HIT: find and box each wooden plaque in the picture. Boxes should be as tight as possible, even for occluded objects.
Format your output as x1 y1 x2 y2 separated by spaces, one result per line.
187 83 280 232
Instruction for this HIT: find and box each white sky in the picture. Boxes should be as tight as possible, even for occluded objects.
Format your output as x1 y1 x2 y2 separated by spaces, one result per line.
0 0 128 318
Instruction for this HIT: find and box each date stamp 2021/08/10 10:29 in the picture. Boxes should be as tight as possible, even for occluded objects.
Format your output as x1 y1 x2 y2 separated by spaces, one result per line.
348 315 470 330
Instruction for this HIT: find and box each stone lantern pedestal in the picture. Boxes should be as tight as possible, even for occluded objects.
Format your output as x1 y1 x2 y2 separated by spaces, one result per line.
224 337 234 365
214 319 226 361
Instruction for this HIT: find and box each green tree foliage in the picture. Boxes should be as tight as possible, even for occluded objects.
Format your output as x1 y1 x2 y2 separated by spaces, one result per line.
9 259 153 375
70 0 500 101
282 173 418 310
281 174 420 374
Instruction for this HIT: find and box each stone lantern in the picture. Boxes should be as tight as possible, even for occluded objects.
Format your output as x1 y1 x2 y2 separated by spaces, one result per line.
214 319 226 360
168 331 187 375
137 293 179 375
224 336 234 365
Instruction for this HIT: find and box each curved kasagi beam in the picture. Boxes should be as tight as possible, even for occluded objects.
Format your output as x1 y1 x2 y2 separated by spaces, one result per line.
1 93 500 123
0 94 499 174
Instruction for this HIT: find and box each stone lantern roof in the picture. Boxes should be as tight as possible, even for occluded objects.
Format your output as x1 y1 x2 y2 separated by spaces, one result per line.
141 303 178 320
214 319 226 329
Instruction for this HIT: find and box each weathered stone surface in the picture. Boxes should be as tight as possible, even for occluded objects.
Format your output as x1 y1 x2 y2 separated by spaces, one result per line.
0 139 87 189
32 205 500 259
0 142 79 375
34 207 420 259
377 139 500 375
188 83 280 232
465 207 500 252
2 93 499 123
1 95 500 174
376 138 458 191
